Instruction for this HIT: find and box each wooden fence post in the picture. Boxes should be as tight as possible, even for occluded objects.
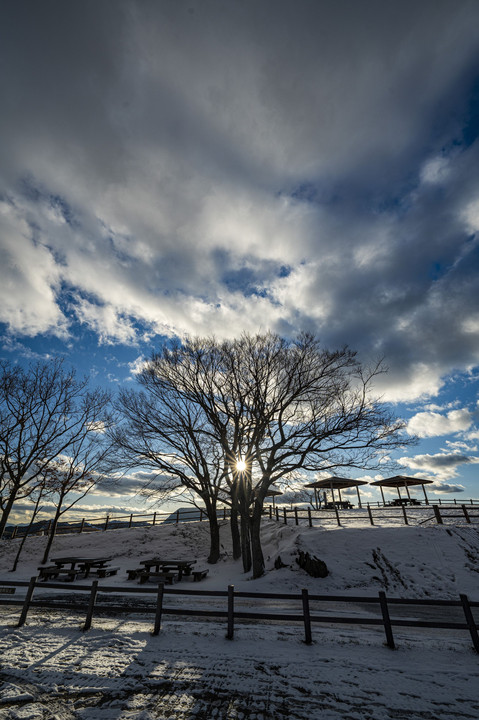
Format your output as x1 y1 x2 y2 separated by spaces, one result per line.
83 580 99 631
334 505 341 526
129 514 133 528
460 594 479 653
176 510 180 524
302 589 312 645
17 576 37 627
104 515 109 531
308 507 312 527
276 508 279 522
283 509 287 525
294 507 299 525
79 518 85 534
401 505 408 526
226 585 235 640
152 583 164 636
200 509 203 521
461 505 471 524
433 506 443 525
379 591 395 649
367 504 374 526
11 526 17 539
152 512 157 526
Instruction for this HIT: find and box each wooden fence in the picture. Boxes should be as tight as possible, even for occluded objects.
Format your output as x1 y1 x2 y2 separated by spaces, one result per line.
4 499 479 540
0 578 478 653
268 503 479 528
4 506 231 540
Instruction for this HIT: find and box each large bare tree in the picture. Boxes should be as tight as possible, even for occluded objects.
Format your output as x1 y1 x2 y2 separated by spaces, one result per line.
116 332 411 578
0 359 112 538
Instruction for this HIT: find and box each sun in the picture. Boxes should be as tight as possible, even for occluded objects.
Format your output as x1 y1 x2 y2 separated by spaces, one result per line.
236 459 247 472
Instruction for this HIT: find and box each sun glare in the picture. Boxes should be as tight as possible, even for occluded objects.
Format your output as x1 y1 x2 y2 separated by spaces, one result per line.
236 459 247 472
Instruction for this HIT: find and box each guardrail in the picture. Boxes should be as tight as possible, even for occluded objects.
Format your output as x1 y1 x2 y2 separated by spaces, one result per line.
0 578 478 653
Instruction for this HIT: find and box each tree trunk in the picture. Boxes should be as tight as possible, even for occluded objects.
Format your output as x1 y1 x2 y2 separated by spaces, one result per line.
207 512 221 564
41 509 62 565
250 503 265 579
0 489 18 539
240 515 252 572
11 494 44 572
229 490 242 560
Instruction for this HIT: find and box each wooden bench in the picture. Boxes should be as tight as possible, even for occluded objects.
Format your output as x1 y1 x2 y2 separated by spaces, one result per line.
92 565 120 578
192 569 209 582
126 568 143 580
0 587 16 594
38 567 81 582
139 571 178 585
37 565 58 574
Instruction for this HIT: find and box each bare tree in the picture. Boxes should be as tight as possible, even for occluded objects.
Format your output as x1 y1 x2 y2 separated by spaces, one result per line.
39 416 115 565
0 359 112 538
213 332 413 577
117 332 412 578
10 472 53 572
114 377 228 563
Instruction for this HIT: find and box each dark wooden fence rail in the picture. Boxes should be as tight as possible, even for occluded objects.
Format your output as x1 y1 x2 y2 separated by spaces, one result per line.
0 578 478 653
4 499 479 540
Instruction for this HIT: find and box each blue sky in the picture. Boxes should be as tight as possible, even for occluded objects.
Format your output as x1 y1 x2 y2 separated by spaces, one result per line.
1 0 479 521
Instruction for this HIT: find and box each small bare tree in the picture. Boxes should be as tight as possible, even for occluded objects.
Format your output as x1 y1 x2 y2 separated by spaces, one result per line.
39 428 115 565
114 379 227 564
0 359 112 538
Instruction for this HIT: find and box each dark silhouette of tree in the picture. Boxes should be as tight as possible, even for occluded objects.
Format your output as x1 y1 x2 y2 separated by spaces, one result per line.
115 332 412 578
39 427 115 565
0 359 112 538
114 375 227 564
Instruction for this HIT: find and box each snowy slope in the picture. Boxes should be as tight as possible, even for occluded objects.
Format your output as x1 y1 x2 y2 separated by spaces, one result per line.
1 519 478 719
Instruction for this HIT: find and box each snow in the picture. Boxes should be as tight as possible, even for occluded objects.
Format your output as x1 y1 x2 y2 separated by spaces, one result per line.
1 514 478 719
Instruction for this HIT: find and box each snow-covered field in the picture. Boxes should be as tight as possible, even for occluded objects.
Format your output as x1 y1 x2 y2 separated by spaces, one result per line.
1 515 478 719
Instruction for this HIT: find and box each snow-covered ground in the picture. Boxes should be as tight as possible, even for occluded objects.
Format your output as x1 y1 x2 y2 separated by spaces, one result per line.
1 515 478 719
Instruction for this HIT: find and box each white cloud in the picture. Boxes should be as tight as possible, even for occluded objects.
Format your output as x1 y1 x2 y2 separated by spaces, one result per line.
399 452 479 480
1 1 479 407
0 200 68 337
420 155 450 185
462 198 479 233
406 409 473 437
128 356 148 377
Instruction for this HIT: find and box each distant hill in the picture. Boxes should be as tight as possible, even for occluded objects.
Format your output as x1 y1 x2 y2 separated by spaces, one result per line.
162 507 206 523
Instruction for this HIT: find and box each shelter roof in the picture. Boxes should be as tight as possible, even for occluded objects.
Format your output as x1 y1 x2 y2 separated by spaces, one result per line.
369 475 433 488
265 488 283 497
304 476 368 490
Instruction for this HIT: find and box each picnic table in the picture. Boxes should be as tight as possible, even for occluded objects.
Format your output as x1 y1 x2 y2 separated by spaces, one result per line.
140 558 197 580
387 498 421 506
38 556 115 581
323 501 354 510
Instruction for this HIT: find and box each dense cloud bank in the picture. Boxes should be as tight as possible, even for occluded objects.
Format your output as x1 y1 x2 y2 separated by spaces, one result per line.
1 0 479 402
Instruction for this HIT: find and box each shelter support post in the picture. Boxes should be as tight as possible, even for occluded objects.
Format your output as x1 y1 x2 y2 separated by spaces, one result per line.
421 484 429 505
356 486 362 508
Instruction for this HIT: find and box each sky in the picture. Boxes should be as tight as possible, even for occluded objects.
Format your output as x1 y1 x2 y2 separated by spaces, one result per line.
1 0 479 521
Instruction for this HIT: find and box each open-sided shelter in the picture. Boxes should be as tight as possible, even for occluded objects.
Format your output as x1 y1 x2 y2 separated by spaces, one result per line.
370 475 433 505
304 476 368 508
265 487 283 508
